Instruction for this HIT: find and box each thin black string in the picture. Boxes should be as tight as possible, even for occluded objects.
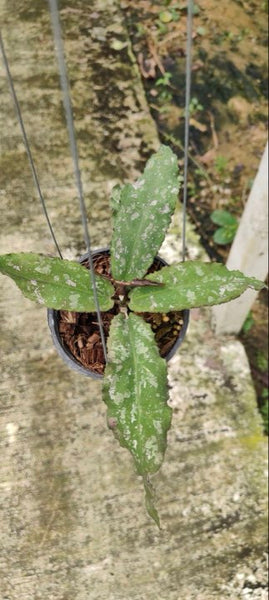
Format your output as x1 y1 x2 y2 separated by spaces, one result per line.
48 0 107 362
0 31 63 260
182 0 193 262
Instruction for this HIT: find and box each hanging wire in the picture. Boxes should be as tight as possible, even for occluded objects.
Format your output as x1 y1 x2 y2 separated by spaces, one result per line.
48 0 107 362
182 0 193 262
0 31 63 260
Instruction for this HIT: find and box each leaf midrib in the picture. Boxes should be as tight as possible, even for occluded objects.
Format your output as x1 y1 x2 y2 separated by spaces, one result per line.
128 314 144 471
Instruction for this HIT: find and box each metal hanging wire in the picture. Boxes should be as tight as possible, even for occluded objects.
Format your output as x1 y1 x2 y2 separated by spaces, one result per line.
182 0 193 262
48 0 107 362
0 32 63 260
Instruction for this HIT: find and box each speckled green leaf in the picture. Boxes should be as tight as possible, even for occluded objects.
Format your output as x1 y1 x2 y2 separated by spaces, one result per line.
129 261 265 312
213 226 237 245
103 312 172 476
0 253 114 311
210 209 238 227
110 145 180 282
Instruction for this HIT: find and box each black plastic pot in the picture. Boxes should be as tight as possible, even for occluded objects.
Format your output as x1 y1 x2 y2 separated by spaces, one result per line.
48 248 189 378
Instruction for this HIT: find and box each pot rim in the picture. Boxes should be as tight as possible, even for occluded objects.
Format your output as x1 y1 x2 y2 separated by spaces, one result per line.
47 247 189 378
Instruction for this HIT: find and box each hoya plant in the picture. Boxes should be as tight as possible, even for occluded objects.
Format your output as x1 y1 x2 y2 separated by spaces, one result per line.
0 145 264 526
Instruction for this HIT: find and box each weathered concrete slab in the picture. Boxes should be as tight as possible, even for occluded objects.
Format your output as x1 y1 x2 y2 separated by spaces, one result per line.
0 2 267 600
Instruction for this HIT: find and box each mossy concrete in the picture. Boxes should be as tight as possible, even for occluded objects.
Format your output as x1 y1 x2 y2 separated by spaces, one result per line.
0 1 267 599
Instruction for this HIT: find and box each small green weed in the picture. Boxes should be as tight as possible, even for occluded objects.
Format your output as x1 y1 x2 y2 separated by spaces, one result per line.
192 4 201 15
256 351 268 373
189 96 204 116
155 72 173 102
159 8 180 23
155 72 172 87
241 311 255 334
210 209 238 245
215 155 229 177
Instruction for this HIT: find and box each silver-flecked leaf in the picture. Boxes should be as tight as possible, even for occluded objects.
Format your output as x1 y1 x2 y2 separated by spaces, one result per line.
103 312 172 476
0 253 114 312
129 261 265 312
110 145 180 282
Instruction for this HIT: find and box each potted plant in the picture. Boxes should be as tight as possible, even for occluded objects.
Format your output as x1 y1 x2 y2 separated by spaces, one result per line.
0 145 265 526
47 248 190 378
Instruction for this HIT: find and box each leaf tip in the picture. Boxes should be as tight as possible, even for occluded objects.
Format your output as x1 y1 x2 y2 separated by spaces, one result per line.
143 475 161 529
